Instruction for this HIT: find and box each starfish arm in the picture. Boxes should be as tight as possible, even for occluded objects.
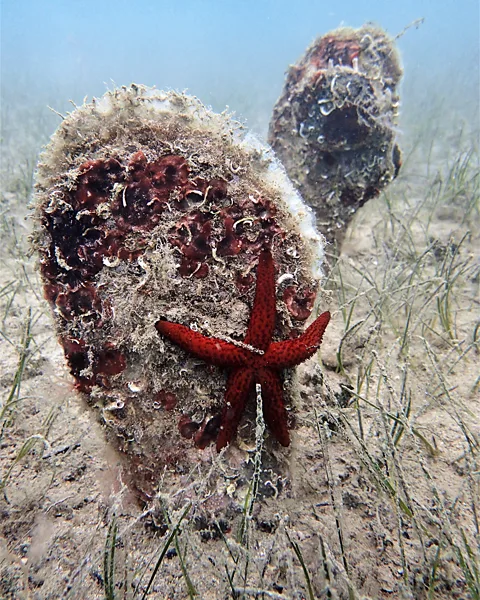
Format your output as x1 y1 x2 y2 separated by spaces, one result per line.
243 249 276 352
216 368 255 451
155 320 248 368
264 311 331 369
258 368 290 446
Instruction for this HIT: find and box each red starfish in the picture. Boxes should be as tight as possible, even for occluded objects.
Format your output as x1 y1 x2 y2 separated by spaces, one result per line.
155 249 330 451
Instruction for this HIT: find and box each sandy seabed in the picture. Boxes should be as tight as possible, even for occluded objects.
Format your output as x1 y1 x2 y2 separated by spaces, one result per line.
0 100 479 600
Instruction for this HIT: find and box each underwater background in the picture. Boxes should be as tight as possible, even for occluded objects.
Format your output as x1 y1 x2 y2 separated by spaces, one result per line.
1 0 479 138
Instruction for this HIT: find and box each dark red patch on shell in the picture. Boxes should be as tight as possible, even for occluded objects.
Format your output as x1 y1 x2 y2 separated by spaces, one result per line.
217 216 242 256
62 337 94 392
120 153 190 225
283 286 316 321
94 344 127 376
171 211 213 260
178 415 200 439
154 390 177 411
235 272 255 294
307 36 361 70
55 284 103 322
178 259 209 278
194 415 221 449
74 158 123 209
60 334 126 391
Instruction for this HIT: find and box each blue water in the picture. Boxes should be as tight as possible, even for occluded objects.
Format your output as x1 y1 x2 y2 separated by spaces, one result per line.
1 0 479 135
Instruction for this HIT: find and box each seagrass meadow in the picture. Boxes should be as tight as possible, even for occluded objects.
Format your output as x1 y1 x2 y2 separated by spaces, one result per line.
1 29 479 600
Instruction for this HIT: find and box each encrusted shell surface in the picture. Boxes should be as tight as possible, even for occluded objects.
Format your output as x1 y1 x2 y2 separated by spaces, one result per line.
269 25 402 249
33 85 326 498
